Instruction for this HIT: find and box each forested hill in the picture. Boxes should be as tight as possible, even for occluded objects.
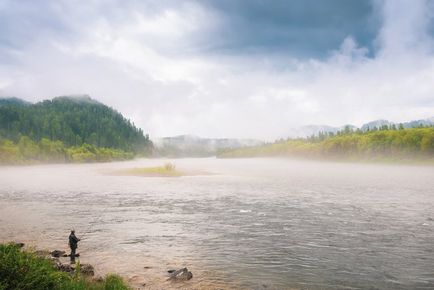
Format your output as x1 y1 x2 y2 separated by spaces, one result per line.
0 95 152 153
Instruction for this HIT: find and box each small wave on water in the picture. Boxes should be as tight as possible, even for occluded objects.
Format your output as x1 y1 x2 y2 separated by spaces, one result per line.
239 209 252 213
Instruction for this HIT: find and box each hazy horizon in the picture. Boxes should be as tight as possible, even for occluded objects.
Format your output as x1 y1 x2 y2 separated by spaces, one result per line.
1 0 434 139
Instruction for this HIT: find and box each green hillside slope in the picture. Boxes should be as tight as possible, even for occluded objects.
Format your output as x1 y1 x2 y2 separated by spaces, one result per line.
0 96 152 164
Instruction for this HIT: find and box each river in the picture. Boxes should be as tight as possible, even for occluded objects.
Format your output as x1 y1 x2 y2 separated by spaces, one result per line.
0 158 433 289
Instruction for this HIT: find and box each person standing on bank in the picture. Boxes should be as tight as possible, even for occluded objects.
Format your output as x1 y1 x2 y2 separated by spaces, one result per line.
69 230 80 263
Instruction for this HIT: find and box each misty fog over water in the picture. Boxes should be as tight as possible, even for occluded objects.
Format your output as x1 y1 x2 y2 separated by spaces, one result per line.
0 158 433 289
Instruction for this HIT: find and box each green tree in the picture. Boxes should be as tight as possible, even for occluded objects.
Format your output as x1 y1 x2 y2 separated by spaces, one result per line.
18 136 39 160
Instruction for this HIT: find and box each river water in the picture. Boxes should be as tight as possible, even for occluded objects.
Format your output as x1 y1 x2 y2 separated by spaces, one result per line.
0 158 433 289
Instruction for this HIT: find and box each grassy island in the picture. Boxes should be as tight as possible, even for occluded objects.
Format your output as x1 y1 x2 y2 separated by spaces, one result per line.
117 163 182 177
108 162 210 177
0 243 130 290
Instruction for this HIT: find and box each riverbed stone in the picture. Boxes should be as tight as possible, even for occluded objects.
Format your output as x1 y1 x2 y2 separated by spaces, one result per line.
80 263 95 276
167 267 193 281
11 242 25 248
57 263 75 273
51 250 66 257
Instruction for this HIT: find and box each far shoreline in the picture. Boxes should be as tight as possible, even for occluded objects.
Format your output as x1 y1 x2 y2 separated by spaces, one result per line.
2 155 434 168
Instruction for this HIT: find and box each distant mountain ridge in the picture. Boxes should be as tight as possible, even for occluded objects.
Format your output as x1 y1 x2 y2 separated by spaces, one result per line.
154 135 264 157
360 119 391 131
287 117 434 138
360 117 434 130
287 124 357 138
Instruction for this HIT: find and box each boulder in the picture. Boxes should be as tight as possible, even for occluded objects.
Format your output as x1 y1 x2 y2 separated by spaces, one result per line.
80 263 95 276
51 250 66 257
167 267 193 281
11 242 25 248
57 263 75 273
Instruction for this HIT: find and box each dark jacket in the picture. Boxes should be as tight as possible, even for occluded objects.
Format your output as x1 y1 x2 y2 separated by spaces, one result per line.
69 233 80 249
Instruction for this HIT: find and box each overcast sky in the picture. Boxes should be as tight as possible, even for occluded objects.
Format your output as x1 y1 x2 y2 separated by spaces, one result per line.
1 0 434 139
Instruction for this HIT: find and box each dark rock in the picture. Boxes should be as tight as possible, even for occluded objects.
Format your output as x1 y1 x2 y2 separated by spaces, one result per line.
11 242 25 248
80 263 95 276
55 261 94 277
181 271 193 281
57 263 75 273
51 250 66 257
167 267 193 281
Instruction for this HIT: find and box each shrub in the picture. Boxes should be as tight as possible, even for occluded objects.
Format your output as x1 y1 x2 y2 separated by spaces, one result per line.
0 243 130 290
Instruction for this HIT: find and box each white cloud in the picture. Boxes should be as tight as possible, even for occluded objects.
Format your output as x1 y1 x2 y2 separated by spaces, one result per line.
0 0 433 140
378 0 434 56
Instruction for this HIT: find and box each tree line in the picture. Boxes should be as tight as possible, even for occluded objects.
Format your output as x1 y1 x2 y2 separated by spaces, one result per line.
218 127 434 161
0 136 135 164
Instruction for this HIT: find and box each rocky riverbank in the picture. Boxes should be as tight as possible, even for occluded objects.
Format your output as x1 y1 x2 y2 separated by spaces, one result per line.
1 242 194 290
0 242 129 289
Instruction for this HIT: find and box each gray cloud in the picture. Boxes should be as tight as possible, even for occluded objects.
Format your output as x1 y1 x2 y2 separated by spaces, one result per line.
201 0 379 58
0 0 433 140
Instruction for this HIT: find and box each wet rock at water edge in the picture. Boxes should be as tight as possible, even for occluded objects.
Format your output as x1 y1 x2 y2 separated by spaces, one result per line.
57 263 75 273
11 242 25 248
54 261 94 276
80 263 95 276
167 267 193 281
51 250 67 257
